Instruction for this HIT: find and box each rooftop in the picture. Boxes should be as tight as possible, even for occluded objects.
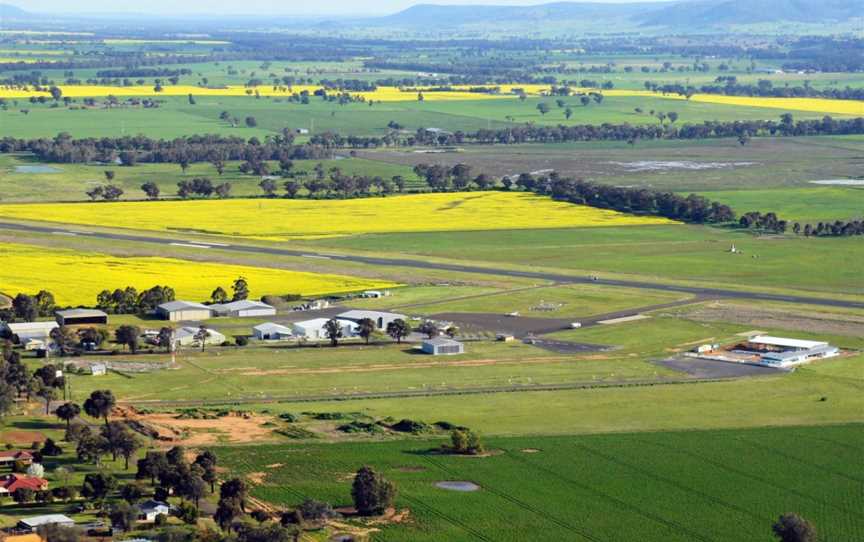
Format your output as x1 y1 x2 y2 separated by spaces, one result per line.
55 308 108 318
158 300 210 312
5 321 58 331
423 337 463 346
19 514 74 527
253 322 293 333
748 335 828 350
212 300 274 311
338 310 406 320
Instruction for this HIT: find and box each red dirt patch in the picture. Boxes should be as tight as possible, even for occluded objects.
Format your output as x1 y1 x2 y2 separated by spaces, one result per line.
0 431 46 445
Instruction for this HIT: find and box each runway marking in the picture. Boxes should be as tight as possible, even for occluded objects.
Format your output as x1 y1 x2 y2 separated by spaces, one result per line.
51 231 77 236
169 242 212 249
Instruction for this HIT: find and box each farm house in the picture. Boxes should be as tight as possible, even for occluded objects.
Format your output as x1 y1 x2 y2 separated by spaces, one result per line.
292 318 358 340
338 309 407 330
211 299 276 318
253 322 293 340
156 301 213 321
421 337 465 355
55 308 108 326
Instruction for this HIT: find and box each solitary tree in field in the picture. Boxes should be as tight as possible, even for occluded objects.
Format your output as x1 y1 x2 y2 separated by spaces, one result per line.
83 390 116 426
536 102 550 116
351 466 396 516
245 116 257 128
565 107 573 120
141 181 160 200
386 319 411 344
580 95 590 107
104 170 115 181
55 402 81 429
259 178 277 197
356 318 376 345
667 111 679 124
324 318 343 347
772 514 817 542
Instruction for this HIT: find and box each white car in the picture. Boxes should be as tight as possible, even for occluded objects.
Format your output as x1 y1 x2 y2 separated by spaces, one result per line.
570 322 582 329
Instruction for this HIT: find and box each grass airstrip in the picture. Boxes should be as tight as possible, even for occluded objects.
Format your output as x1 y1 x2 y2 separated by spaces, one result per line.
0 241 396 306
0 192 676 240
1 84 861 115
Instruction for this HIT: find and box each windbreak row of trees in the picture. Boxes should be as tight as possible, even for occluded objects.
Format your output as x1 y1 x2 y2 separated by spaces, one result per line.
646 79 864 100
311 116 864 148
0 132 332 165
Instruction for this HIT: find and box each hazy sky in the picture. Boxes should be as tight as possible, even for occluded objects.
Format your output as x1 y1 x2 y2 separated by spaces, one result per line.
12 0 669 16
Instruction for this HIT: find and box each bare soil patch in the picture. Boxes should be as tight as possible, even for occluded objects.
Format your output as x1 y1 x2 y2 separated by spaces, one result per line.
521 448 542 453
115 406 276 446
0 430 46 445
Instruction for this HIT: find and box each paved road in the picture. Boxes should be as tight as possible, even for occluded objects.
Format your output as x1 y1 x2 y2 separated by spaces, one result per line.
3 220 862 310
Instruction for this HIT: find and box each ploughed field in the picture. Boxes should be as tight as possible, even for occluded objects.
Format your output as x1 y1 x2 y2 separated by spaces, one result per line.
215 424 864 541
0 241 396 306
0 192 676 241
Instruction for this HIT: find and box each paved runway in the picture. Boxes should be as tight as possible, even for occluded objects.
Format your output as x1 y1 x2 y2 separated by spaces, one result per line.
2 220 862 310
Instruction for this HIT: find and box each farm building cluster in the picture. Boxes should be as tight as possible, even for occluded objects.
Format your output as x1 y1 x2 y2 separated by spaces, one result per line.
690 335 840 368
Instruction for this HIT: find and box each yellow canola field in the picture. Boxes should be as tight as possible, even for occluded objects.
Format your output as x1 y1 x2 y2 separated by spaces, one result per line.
587 89 864 116
0 84 517 102
0 242 398 306
1 83 860 114
0 192 676 241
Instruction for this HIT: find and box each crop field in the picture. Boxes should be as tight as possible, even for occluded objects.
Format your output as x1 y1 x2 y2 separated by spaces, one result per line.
0 192 677 240
215 424 864 541
0 153 423 202
0 241 396 306
3 83 862 115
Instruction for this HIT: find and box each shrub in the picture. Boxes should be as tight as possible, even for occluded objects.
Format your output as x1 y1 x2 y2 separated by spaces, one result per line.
297 499 338 521
391 419 431 434
234 336 249 347
278 413 299 423
351 466 396 516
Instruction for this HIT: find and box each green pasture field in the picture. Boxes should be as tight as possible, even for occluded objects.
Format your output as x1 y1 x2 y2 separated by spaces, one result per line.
0 153 422 202
1 91 851 140
215 423 864 541
697 186 864 223
399 283 691 318
239 352 864 436
301 224 864 297
62 338 685 405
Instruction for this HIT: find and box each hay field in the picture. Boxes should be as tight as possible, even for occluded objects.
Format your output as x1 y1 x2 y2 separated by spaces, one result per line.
0 242 396 306
0 192 677 240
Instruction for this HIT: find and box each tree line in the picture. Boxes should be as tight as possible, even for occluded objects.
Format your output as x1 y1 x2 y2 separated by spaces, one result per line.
0 132 332 165
646 78 864 101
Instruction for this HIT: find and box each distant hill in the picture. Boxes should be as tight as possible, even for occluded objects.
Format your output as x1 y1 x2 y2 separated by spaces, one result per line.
635 0 862 26
0 3 34 19
378 2 664 26
371 0 860 29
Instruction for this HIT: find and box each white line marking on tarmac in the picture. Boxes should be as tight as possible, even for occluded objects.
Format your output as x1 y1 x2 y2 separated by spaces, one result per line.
301 254 331 259
169 242 212 249
51 231 77 236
